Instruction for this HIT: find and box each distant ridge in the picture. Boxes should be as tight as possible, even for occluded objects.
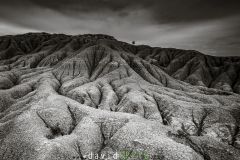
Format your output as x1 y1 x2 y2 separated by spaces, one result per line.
1 33 240 93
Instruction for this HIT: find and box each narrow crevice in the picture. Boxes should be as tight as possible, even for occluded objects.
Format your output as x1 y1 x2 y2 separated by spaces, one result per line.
96 84 103 109
98 122 107 157
86 91 98 108
152 94 172 125
231 125 240 147
36 111 49 128
51 71 62 94
91 56 111 80
36 111 63 139
191 108 212 136
108 79 121 106
185 137 211 160
72 143 85 160
67 105 77 134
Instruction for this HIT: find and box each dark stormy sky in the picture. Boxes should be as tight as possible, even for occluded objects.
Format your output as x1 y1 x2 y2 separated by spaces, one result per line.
0 0 240 56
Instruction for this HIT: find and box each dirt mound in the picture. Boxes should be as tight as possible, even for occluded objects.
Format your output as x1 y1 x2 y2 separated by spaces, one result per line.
0 33 240 160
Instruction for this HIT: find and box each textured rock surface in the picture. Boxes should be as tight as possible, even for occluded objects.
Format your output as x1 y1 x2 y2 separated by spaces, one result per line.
0 33 240 160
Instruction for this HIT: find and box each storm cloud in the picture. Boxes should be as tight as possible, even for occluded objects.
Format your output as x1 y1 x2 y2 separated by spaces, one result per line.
0 0 240 56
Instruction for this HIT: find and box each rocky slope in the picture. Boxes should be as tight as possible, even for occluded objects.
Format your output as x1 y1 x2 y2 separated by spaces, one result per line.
0 33 240 160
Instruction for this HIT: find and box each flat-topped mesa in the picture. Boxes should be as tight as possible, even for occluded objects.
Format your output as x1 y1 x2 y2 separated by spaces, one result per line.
0 32 116 40
74 33 116 41
0 33 117 60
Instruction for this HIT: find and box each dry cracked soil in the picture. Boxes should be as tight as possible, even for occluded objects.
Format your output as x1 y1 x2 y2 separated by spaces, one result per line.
0 33 240 160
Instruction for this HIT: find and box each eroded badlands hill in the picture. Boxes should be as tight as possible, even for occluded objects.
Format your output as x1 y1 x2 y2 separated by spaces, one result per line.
0 33 240 160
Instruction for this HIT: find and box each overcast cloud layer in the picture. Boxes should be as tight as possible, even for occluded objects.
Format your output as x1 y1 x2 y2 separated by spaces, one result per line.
0 0 240 56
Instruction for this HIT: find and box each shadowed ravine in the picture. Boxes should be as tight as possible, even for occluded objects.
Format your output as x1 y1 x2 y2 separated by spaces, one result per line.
0 33 240 160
